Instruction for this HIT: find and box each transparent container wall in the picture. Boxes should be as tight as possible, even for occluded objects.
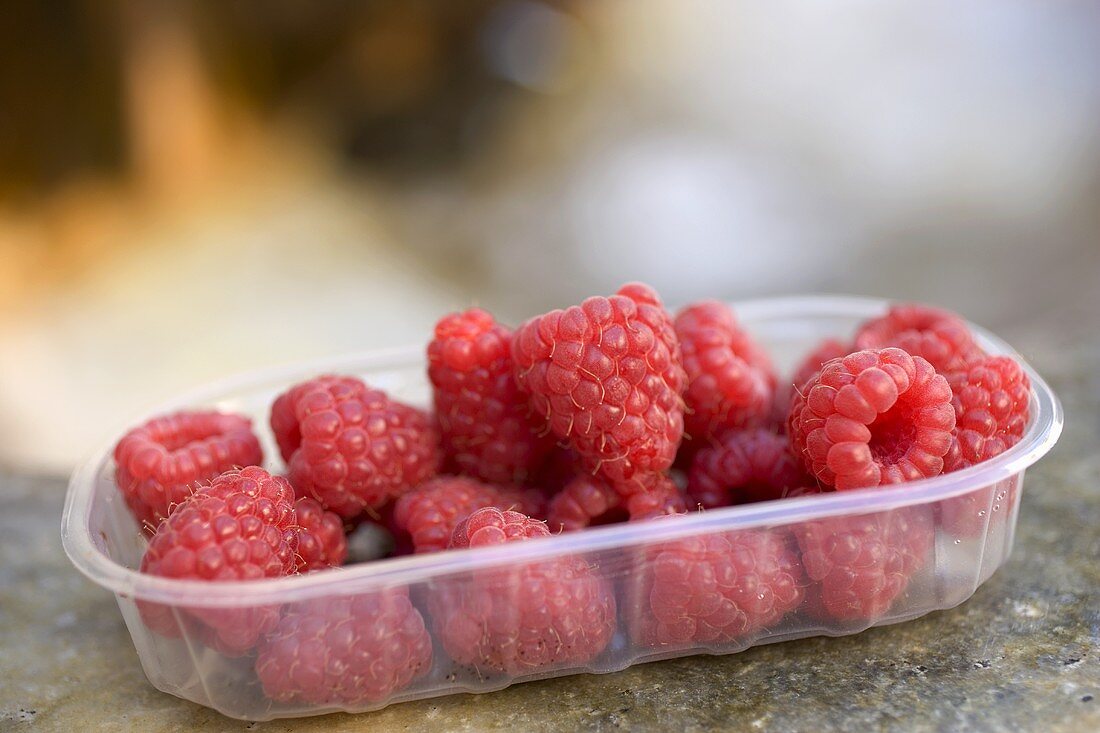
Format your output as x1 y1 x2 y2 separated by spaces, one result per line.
65 297 1058 721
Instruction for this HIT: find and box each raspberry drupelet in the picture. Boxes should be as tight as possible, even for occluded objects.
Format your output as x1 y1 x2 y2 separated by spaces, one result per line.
139 466 299 655
391 475 545 554
854 303 982 374
787 348 955 490
256 590 432 705
674 301 776 449
688 428 814 509
114 410 263 529
433 507 617 676
275 375 441 520
629 520 804 648
511 282 687 496
428 308 553 484
547 473 687 532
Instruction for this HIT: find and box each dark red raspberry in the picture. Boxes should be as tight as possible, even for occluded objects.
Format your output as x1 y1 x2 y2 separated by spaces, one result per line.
675 301 775 448
114 410 263 529
788 348 955 490
531 446 592 500
139 466 298 655
293 497 347 571
429 308 553 484
791 338 852 393
796 506 934 622
688 429 813 508
629 521 804 647
854 303 982 374
256 590 432 705
391 476 545 554
512 282 686 496
434 507 617 675
547 474 686 532
944 355 1031 471
281 375 441 519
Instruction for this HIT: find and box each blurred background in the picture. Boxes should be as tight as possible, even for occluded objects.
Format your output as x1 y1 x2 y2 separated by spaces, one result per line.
1 0 1098 472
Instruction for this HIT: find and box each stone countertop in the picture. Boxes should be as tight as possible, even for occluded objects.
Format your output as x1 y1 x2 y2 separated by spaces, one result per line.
3 313 1098 733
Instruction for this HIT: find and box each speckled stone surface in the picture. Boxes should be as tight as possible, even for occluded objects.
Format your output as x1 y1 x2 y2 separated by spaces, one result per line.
3 314 1098 732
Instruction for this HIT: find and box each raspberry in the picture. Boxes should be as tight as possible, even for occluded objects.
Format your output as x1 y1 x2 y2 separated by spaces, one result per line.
293 497 347 571
624 477 689 520
796 506 934 622
547 475 625 532
688 429 812 508
392 476 545 554
787 348 955 490
256 590 432 705
434 507 617 675
675 301 776 448
941 355 1030 537
114 410 263 529
429 308 553 484
791 338 852 393
628 521 804 647
547 474 686 532
139 466 298 655
944 355 1031 471
854 303 982 374
512 282 686 496
271 375 361 463
280 375 441 519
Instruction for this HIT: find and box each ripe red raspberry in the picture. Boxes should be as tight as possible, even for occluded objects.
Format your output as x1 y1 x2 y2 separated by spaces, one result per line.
854 303 982 374
944 355 1031 471
512 282 686 496
293 497 347 571
434 507 617 675
256 590 432 705
114 410 263 529
628 522 804 647
688 429 812 508
547 474 686 532
280 375 441 519
675 301 776 448
547 475 625 532
391 476 545 554
791 338 852 392
941 355 1030 537
796 506 934 622
271 375 361 463
139 466 298 655
428 308 553 484
788 348 955 490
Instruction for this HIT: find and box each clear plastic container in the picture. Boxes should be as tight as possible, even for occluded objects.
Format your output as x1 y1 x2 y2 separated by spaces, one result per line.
61 296 1062 721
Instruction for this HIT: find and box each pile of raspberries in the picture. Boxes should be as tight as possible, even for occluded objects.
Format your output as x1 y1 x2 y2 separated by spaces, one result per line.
113 285 1030 706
